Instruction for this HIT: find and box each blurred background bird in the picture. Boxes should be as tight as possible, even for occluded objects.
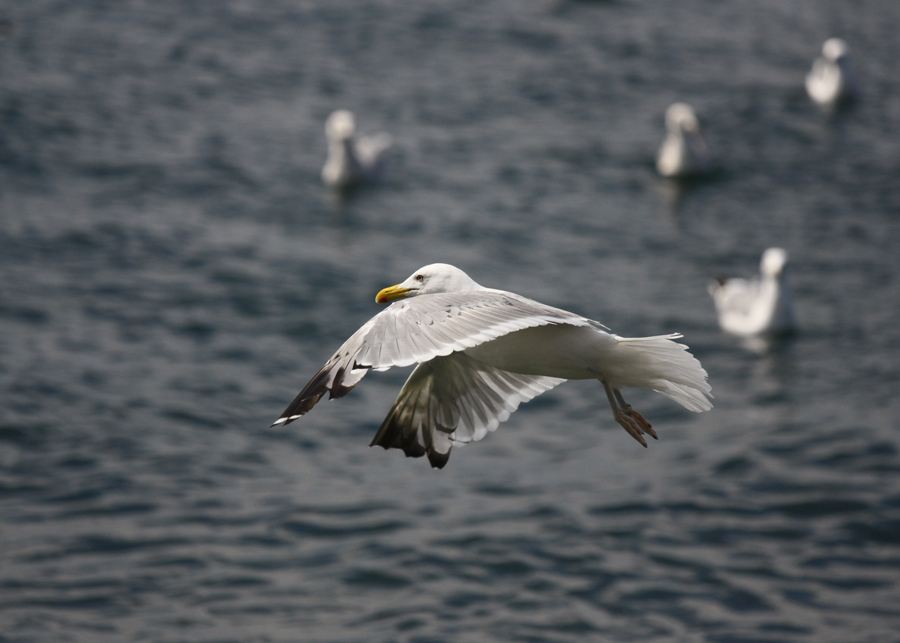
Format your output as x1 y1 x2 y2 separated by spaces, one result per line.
321 109 393 191
656 102 716 179
708 247 795 337
806 38 859 108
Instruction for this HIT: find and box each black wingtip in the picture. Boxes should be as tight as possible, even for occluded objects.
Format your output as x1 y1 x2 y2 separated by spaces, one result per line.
269 415 295 428
370 412 452 469
427 449 450 469
369 441 452 469
274 368 333 427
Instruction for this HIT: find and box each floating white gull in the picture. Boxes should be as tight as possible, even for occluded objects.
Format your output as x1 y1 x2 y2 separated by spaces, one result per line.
708 248 795 337
806 38 859 108
273 264 713 468
321 109 393 190
656 103 716 179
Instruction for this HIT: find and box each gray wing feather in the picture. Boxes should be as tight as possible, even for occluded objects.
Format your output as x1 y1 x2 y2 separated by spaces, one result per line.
356 290 596 369
369 351 564 468
272 290 592 426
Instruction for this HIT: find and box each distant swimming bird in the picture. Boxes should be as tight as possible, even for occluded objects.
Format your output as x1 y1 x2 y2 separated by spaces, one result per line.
806 38 859 107
656 103 716 179
708 248 795 337
321 110 393 191
272 263 712 468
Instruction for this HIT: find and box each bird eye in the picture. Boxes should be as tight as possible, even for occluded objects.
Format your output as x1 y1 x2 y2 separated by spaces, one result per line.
415 274 424 282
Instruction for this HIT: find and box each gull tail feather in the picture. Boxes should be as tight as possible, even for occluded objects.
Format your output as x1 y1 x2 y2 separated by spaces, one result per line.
615 334 713 412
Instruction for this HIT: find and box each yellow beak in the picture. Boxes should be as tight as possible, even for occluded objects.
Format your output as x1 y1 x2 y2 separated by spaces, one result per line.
375 284 412 304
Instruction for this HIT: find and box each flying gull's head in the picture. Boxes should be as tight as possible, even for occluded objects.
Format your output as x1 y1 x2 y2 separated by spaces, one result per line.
376 263 482 303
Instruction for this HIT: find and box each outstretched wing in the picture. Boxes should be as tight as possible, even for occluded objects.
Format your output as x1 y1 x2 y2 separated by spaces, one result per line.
369 352 564 469
272 289 593 427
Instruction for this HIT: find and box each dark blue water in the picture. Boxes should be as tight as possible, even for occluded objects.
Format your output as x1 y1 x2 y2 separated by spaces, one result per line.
2 1 900 641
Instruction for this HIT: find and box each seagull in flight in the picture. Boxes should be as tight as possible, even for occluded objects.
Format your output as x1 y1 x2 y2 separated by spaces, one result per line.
273 264 713 468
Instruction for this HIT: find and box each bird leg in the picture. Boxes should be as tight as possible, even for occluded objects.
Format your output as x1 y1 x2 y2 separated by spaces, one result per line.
614 388 657 440
596 377 655 447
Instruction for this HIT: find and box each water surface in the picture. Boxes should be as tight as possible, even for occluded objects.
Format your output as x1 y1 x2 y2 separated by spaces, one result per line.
1 1 900 641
